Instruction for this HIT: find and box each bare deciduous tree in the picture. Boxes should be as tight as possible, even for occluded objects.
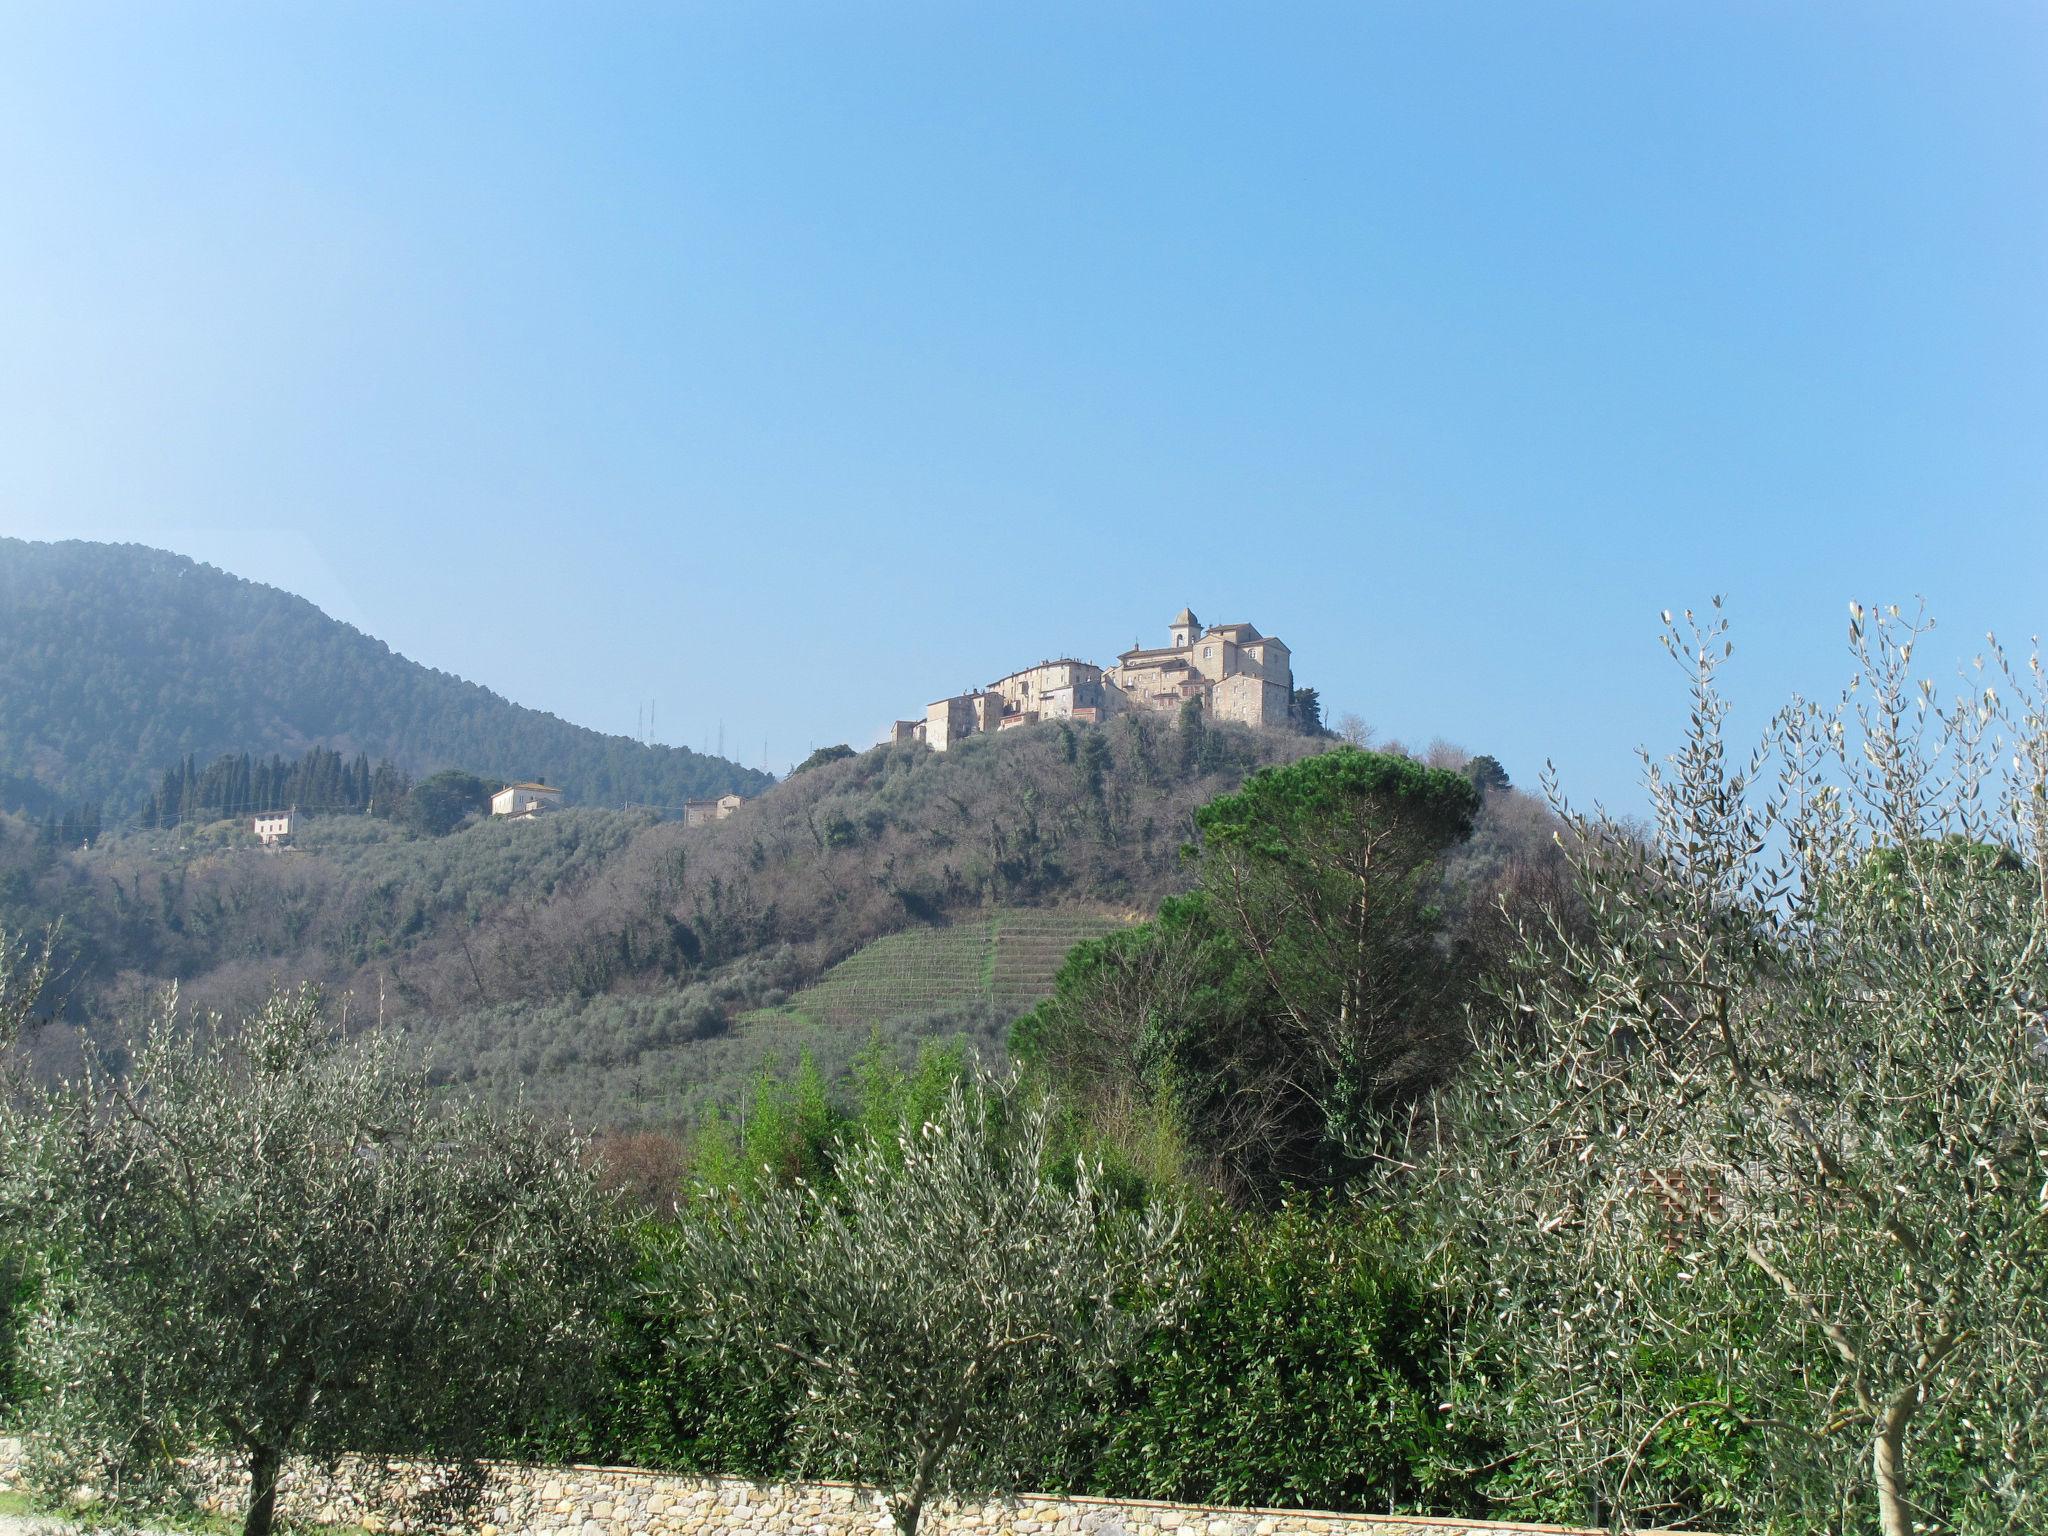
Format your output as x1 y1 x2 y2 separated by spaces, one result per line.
1433 601 2048 1535
1335 712 1376 749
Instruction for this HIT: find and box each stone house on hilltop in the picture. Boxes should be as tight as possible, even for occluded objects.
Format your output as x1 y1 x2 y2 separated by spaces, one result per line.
989 659 1111 728
1108 608 1293 729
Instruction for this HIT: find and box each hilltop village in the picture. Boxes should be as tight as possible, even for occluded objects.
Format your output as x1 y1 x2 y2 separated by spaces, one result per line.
891 607 1296 751
236 605 1293 842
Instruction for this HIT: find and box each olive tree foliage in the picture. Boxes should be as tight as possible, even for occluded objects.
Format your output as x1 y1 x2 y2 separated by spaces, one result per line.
0 927 55 1407
1432 602 2048 1536
669 1070 1187 1536
14 986 621 1536
0 926 54 1048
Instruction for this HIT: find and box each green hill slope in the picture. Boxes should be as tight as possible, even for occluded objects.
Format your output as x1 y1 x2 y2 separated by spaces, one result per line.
0 538 771 815
750 908 1135 1033
8 709 1331 1128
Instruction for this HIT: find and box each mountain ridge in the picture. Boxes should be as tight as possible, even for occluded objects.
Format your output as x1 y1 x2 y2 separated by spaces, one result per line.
0 537 771 815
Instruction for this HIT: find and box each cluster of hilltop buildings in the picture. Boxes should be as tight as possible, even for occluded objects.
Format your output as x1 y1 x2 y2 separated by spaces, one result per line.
891 607 1295 752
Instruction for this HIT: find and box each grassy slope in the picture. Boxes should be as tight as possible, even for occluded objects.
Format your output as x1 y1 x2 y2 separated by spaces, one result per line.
746 907 1135 1031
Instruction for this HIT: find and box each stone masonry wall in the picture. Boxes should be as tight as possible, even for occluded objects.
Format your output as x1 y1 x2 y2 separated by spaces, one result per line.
0 1440 1595 1536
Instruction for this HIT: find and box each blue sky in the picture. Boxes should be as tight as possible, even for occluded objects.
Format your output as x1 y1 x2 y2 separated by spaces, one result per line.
3 3 2043 805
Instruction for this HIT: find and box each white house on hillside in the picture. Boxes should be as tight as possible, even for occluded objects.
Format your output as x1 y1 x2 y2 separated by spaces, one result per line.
491 782 563 820
252 810 295 846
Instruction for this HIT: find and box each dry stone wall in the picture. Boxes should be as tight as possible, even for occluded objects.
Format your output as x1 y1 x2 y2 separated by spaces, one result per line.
0 1440 1594 1536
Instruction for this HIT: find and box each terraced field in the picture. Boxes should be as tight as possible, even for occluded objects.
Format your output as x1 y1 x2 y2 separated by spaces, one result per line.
752 908 1135 1035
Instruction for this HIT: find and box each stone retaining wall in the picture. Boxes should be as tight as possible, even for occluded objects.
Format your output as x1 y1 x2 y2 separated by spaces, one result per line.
0 1440 1595 1536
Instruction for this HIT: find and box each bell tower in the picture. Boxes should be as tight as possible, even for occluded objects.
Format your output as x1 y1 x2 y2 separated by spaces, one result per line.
1169 606 1200 650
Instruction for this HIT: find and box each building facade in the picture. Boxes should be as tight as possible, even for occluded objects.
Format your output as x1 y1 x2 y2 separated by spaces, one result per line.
988 659 1111 729
1108 609 1293 729
252 811 295 846
682 792 747 828
491 782 563 820
917 689 1007 753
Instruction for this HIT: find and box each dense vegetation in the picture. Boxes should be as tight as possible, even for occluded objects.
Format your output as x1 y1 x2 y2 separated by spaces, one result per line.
540 612 2045 1536
3 713 1404 1125
13 565 2029 1533
1015 748 1502 1195
141 745 413 826
0 538 770 818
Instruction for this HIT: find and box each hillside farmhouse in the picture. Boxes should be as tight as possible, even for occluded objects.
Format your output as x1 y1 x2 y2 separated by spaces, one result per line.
892 607 1295 751
252 810 295 846
492 782 563 820
683 792 747 828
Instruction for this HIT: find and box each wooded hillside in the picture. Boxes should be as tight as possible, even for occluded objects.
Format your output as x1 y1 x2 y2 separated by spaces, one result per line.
2 714 1372 1124
0 538 770 816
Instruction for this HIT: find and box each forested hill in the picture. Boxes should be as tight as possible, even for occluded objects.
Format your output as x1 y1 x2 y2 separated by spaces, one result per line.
1 711 1563 1131
0 538 772 816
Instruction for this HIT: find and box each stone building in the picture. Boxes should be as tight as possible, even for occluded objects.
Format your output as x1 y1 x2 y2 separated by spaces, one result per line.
682 792 747 828
1108 609 1293 729
988 659 1110 729
893 607 1297 751
913 689 1007 753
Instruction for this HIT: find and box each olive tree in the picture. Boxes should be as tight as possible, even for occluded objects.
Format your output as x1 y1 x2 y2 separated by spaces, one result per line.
670 1070 1186 1536
0 926 53 1047
1434 602 2048 1535
0 926 54 1406
16 985 621 1536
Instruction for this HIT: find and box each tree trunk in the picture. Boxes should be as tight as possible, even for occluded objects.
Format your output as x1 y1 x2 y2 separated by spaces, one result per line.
893 1367 980 1536
1873 1394 1915 1536
244 1444 282 1536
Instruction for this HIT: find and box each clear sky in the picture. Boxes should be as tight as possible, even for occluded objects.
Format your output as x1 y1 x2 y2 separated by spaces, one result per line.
3 3 2043 805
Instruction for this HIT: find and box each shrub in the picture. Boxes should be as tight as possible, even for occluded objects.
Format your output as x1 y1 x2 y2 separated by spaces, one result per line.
1084 1200 1480 1514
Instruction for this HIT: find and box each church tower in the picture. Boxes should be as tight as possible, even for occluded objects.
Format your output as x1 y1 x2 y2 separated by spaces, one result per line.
1169 606 1200 650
